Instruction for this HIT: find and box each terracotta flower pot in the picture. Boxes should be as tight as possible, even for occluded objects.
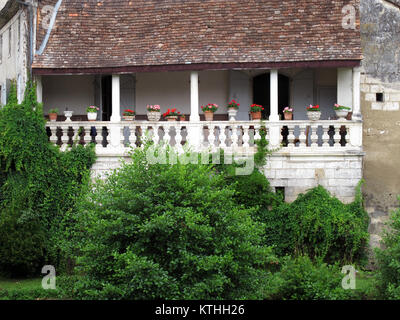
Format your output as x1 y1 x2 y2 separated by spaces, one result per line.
48 113 58 122
204 111 214 121
180 115 186 121
250 111 261 120
284 112 293 120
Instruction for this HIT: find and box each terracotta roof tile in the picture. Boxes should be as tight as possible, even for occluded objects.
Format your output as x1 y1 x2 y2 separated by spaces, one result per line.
32 0 362 71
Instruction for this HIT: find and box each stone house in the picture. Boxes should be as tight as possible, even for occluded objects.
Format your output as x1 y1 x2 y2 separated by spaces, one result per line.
0 0 399 246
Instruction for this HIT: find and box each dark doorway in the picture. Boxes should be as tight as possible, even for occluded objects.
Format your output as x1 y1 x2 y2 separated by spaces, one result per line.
253 73 290 119
101 75 112 121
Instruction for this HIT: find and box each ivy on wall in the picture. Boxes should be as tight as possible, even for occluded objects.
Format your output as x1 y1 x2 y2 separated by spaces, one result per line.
0 81 96 276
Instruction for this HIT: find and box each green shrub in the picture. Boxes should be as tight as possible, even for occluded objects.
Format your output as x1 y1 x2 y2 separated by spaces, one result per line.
64 145 277 300
223 168 279 212
375 205 400 299
0 287 61 300
0 82 96 276
263 184 369 264
264 255 354 300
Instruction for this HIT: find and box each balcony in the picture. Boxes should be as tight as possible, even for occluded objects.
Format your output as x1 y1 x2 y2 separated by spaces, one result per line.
40 67 364 203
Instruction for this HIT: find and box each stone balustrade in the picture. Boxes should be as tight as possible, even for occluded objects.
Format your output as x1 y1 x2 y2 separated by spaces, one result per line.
45 119 363 156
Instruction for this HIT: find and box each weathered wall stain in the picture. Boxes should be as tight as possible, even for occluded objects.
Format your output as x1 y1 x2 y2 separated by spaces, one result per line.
361 0 400 83
361 0 400 253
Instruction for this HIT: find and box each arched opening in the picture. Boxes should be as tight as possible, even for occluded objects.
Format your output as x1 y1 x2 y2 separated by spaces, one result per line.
253 73 290 119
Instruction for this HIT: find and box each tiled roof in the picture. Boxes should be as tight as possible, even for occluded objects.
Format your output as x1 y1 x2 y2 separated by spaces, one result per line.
32 0 362 72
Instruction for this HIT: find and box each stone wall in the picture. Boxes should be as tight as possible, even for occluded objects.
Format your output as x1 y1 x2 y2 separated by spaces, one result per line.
92 152 364 205
263 153 363 203
360 0 400 249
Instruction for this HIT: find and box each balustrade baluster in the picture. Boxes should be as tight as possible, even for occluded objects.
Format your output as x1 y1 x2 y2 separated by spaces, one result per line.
219 125 227 148
49 125 58 145
254 125 261 142
231 125 239 148
208 125 216 149
95 126 103 147
310 124 319 147
299 124 307 147
287 125 295 147
333 124 341 147
163 124 171 145
175 124 183 151
242 125 250 148
344 125 350 147
83 125 92 145
322 124 330 147
60 127 69 151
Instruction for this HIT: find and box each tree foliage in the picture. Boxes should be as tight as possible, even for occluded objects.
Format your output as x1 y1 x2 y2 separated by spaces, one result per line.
62 145 277 299
262 184 369 264
0 82 96 276
376 204 400 299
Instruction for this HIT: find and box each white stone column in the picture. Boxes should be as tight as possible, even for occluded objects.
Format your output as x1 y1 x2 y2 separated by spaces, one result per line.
190 71 200 122
269 69 279 122
188 71 201 149
35 75 42 104
111 74 121 122
337 68 353 108
269 69 280 149
352 67 362 120
109 74 122 151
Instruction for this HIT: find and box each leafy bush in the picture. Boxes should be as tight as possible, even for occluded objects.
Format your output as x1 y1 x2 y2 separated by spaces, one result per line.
375 205 400 299
63 145 277 300
0 82 96 276
264 255 354 300
263 184 369 264
213 127 280 216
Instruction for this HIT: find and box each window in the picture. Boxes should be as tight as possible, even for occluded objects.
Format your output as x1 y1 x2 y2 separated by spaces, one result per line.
376 93 384 102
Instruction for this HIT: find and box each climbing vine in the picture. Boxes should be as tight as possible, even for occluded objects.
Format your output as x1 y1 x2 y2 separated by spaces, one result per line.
0 81 96 276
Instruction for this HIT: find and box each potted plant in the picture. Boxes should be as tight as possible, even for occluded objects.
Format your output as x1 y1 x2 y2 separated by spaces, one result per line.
283 107 293 120
334 104 351 120
147 105 161 121
123 109 136 121
87 106 99 121
227 99 240 121
306 104 321 121
163 108 180 121
201 103 218 121
179 114 186 121
48 108 58 122
250 104 264 120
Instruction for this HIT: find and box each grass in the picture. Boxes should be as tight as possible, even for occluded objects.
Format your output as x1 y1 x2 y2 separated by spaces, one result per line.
0 277 43 291
354 271 378 299
0 277 62 300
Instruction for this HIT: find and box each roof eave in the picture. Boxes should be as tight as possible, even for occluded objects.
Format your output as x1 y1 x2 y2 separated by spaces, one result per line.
32 60 362 75
0 0 21 30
